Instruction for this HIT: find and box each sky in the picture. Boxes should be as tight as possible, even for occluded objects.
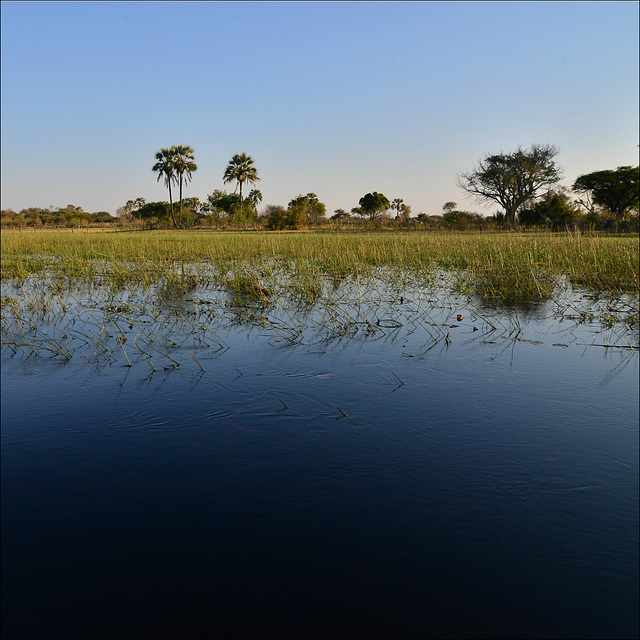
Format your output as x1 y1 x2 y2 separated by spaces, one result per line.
1 1 638 217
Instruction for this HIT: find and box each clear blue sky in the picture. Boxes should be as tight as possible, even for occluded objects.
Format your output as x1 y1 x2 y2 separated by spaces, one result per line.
1 1 638 216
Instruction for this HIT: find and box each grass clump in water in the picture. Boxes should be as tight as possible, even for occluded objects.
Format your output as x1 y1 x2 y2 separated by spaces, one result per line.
226 268 273 305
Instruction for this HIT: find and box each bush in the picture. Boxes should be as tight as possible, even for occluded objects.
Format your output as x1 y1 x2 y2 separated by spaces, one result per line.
264 207 292 230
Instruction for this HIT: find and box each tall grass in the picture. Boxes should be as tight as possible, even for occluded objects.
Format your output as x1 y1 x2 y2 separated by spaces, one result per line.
2 229 637 301
2 229 638 364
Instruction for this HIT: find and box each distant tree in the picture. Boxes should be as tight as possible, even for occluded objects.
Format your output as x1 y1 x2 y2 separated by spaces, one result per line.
20 207 46 220
38 212 53 225
136 201 173 228
359 192 391 220
263 205 291 230
91 211 116 223
331 209 351 224
443 210 483 230
307 193 326 221
57 207 92 226
396 203 411 223
391 198 404 219
1 209 18 226
246 189 263 216
152 148 178 228
181 197 202 215
203 189 241 220
519 188 581 229
572 186 601 219
485 211 509 229
177 197 199 227
223 153 260 216
286 201 306 229
572 166 639 220
172 145 197 227
442 201 457 214
124 197 146 219
458 144 562 227
287 193 327 227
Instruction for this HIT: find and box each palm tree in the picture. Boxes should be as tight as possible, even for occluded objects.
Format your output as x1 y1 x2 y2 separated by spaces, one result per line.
246 189 263 215
392 198 404 219
172 145 197 227
152 148 178 228
223 153 260 215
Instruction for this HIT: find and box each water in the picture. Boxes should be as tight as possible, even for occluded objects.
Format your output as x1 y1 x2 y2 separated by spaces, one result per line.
2 283 639 639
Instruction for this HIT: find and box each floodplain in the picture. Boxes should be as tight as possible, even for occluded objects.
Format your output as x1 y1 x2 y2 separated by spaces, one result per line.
2 229 638 639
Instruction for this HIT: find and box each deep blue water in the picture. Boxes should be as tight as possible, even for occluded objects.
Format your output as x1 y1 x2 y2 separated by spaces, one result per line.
2 322 638 639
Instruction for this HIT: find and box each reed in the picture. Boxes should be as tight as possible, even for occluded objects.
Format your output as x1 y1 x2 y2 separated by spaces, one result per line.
2 230 637 298
2 229 638 365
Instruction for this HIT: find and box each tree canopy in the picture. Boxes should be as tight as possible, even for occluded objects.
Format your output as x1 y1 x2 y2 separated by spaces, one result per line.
518 188 581 229
287 193 326 227
572 166 639 220
136 201 173 227
263 205 290 230
442 202 457 214
359 192 390 220
458 144 562 227
202 189 241 220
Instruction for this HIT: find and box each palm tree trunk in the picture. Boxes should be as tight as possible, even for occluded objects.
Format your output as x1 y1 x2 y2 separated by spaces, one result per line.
179 177 183 228
239 180 243 216
169 182 177 229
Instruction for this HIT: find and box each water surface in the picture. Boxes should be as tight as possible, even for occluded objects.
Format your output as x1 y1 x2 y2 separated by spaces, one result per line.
2 282 638 639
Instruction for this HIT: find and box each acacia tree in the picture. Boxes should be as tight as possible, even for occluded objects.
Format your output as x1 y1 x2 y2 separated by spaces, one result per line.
152 148 178 228
572 166 639 220
442 201 457 214
223 153 260 215
458 144 562 227
172 145 197 227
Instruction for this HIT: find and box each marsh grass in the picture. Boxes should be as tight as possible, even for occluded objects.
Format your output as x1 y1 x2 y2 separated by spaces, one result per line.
2 229 638 364
2 230 637 294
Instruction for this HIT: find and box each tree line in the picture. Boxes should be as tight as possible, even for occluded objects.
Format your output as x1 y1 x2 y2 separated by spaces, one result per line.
2 144 637 231
457 144 638 229
0 204 117 228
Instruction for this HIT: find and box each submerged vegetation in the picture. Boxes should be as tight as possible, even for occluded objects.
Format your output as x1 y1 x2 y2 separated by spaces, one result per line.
1 229 638 367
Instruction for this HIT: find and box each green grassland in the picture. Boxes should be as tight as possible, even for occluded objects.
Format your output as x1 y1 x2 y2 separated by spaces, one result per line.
2 229 638 301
